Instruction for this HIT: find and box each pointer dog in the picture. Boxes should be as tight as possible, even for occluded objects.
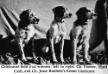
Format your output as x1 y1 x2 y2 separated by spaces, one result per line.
70 7 96 64
43 6 72 63
15 9 39 61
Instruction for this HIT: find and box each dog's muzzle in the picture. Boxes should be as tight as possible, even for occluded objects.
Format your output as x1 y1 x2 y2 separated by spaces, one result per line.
32 17 40 24
64 13 72 18
93 13 97 16
91 12 97 19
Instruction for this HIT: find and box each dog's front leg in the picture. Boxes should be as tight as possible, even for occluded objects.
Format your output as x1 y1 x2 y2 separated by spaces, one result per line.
49 38 57 62
32 37 37 60
72 39 77 64
60 36 65 63
83 40 90 63
19 40 27 61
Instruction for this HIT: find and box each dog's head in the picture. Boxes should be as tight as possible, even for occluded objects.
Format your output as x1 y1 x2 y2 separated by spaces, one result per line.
52 6 72 21
19 9 39 24
76 7 96 20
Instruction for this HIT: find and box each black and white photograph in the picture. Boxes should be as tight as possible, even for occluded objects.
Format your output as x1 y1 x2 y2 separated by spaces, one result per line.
0 0 108 74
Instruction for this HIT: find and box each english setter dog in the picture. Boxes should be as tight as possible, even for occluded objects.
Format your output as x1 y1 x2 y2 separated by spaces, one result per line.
70 7 96 64
43 6 72 63
15 9 39 62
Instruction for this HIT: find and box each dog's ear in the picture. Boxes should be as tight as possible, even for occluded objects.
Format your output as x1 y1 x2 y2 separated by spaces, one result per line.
76 7 85 16
19 9 31 20
52 6 66 18
52 6 65 13
76 7 90 17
